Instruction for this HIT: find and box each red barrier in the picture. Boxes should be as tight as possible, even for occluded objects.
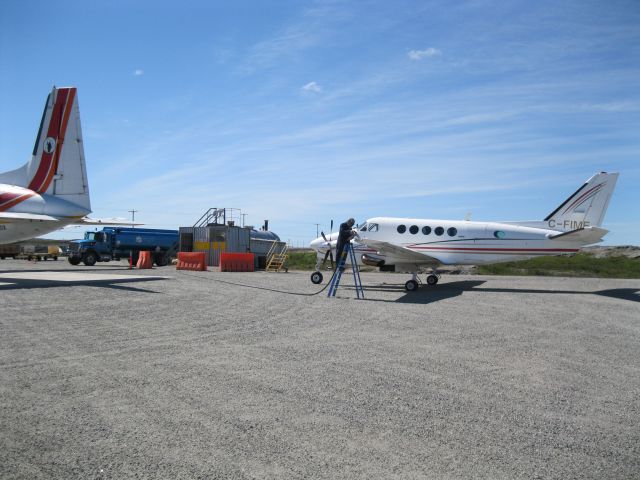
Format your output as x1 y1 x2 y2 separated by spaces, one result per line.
136 251 153 269
219 252 254 272
177 252 207 271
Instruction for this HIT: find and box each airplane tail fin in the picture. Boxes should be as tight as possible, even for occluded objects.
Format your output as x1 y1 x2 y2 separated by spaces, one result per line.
0 86 91 211
544 172 618 231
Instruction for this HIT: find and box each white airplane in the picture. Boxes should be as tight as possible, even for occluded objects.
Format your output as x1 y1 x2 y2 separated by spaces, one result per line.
310 171 619 291
0 86 135 244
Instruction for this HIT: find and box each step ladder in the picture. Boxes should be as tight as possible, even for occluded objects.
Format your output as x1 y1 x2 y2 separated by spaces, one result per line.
265 241 289 272
328 243 364 299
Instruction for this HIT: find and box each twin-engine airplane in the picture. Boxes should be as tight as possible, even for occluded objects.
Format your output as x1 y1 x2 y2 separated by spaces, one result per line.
310 171 619 291
0 86 134 244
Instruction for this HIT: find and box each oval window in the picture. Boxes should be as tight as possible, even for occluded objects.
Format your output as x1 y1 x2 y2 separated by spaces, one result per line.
434 226 444 236
409 225 419 234
422 226 431 235
494 230 506 239
447 227 457 237
397 225 407 234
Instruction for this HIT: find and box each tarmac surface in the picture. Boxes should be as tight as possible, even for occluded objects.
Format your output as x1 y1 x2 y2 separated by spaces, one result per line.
1 259 639 479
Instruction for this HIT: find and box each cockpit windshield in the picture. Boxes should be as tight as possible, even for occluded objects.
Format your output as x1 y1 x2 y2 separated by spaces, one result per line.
360 222 379 232
84 232 105 242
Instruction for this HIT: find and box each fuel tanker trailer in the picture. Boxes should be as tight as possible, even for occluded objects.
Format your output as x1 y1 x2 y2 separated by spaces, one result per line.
68 227 178 266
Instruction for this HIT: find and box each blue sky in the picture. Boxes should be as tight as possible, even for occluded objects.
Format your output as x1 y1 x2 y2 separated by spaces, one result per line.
1 0 638 246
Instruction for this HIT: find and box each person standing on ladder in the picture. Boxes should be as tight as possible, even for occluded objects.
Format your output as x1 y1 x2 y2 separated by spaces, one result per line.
335 218 356 270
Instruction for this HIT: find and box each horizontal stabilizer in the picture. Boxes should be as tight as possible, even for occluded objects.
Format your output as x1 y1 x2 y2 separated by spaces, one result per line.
0 212 61 223
548 226 609 245
72 217 144 226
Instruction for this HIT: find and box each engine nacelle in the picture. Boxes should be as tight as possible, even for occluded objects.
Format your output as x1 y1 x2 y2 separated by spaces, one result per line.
361 253 385 267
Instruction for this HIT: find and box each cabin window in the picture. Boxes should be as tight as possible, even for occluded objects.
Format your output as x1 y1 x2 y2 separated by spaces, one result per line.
360 224 367 231
422 226 431 235
397 225 406 234
447 227 457 237
434 226 444 236
494 230 506 239
368 223 379 232
409 225 419 234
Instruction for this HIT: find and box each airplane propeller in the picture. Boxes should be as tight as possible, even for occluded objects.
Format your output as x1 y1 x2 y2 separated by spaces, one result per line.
319 219 334 269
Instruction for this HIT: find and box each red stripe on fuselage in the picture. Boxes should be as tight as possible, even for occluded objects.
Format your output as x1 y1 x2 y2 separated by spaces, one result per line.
410 245 579 253
0 191 36 212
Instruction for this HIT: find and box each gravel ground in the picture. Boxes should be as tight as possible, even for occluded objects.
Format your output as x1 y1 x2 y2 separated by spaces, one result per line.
1 259 639 479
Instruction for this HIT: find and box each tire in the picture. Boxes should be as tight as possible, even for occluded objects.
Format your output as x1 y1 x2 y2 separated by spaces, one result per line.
426 274 438 286
68 257 81 266
154 253 168 267
405 279 419 292
83 251 97 266
131 252 139 265
311 271 323 284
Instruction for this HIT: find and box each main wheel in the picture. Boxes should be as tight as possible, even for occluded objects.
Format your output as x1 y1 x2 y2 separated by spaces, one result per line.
426 274 439 285
311 271 323 284
405 279 419 292
154 253 168 267
68 257 81 265
83 251 97 266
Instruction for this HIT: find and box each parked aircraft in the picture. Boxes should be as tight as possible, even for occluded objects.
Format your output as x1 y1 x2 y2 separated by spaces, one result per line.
310 172 619 291
0 86 135 244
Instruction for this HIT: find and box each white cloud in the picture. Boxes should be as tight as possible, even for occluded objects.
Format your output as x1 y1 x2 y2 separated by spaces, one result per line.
133 69 144 76
302 81 322 94
408 48 442 60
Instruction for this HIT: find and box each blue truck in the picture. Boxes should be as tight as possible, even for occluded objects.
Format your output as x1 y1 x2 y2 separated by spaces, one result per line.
68 227 179 266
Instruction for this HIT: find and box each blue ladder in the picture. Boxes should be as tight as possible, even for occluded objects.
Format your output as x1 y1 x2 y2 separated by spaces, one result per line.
327 243 364 299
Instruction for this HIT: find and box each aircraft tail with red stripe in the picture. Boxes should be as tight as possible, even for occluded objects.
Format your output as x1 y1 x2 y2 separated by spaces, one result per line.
0 86 91 211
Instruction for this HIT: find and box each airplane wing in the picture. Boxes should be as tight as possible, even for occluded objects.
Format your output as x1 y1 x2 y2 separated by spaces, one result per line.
0 212 62 223
360 238 439 264
72 217 144 226
0 213 143 226
548 226 609 245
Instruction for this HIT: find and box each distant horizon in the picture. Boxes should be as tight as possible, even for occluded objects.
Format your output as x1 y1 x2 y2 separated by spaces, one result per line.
1 1 638 246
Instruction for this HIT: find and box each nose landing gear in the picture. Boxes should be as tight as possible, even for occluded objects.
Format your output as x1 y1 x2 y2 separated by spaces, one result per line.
311 271 323 284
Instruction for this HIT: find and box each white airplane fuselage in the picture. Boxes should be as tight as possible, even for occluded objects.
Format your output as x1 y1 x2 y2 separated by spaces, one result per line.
310 220 578 269
0 185 90 242
358 218 579 267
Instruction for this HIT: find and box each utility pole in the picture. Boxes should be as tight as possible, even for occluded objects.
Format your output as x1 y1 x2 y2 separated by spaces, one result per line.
128 209 138 228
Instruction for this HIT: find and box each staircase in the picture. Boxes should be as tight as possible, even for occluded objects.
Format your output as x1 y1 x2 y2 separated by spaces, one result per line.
265 241 289 272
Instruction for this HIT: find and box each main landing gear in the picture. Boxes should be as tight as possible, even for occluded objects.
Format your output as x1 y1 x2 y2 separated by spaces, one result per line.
404 272 440 291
